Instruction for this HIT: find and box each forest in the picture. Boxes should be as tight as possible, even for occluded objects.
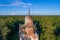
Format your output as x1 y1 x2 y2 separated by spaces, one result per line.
0 16 60 40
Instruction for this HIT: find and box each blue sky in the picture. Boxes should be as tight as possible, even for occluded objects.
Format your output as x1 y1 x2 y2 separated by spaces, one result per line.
0 0 60 15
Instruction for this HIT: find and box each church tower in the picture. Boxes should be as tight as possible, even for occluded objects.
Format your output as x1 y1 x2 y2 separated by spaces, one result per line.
25 8 33 26
19 8 38 40
28 8 30 16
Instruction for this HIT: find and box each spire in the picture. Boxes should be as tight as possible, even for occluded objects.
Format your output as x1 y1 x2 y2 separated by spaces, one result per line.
28 8 30 16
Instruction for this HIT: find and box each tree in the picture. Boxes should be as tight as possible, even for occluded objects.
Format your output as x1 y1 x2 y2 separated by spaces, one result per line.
40 17 56 40
0 18 10 40
1 26 10 40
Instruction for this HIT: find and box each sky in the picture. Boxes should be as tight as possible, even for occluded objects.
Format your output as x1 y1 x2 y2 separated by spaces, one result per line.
0 0 60 15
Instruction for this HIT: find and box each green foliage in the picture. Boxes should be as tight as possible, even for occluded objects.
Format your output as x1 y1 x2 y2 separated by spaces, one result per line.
1 27 10 37
0 16 60 40
57 35 60 40
39 17 55 40
1 26 10 40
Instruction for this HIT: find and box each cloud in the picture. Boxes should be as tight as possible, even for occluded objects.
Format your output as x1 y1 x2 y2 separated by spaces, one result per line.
0 1 32 8
22 5 27 8
35 5 38 7
0 0 38 8
0 2 20 6
0 4 8 6
21 2 32 8
10 2 20 6
0 4 6 6
11 13 15 15
0 4 3 6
